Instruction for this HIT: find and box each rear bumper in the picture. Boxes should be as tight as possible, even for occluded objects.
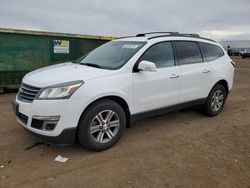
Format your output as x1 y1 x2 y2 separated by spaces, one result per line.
243 53 250 57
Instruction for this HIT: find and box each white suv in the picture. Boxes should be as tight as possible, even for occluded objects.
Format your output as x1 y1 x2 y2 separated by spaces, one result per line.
13 32 235 151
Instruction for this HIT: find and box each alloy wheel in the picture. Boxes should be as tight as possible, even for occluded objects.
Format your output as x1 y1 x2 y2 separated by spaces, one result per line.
211 90 224 112
90 110 120 144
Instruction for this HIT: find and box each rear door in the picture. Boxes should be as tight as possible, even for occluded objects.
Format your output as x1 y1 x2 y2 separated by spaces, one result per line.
198 42 226 90
132 41 181 114
174 41 211 103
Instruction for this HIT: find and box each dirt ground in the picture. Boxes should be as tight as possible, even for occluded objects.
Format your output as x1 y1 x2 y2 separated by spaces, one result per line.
0 56 250 188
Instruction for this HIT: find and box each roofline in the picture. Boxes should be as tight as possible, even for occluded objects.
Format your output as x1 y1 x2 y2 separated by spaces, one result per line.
0 28 115 40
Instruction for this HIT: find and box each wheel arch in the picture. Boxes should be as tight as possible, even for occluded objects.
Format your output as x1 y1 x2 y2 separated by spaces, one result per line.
213 79 229 96
77 95 132 130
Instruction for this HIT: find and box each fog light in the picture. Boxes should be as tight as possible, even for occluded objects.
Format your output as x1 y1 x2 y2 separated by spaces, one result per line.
45 123 56 131
32 116 60 131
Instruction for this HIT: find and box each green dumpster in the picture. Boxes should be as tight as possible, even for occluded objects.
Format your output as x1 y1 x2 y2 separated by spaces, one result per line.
0 28 114 91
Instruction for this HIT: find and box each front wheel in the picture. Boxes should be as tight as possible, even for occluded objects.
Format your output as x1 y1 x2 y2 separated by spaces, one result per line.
203 84 227 117
78 99 126 151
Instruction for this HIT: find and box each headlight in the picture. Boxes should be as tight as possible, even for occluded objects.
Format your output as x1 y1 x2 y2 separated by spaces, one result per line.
37 80 84 99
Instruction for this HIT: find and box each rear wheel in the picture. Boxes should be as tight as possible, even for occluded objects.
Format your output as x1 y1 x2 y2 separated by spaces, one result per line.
78 99 126 151
203 84 227 117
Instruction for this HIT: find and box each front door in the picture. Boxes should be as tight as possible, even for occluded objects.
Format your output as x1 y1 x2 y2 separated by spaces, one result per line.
133 41 181 114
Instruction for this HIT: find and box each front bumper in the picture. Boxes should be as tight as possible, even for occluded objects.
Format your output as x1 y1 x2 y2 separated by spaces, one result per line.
12 96 84 146
22 125 76 146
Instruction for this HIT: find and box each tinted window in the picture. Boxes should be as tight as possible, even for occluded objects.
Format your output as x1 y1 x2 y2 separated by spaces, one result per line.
175 41 203 65
139 42 175 68
198 42 224 62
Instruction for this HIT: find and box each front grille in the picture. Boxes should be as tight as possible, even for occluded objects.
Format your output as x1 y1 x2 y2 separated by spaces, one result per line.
17 113 28 125
18 83 41 103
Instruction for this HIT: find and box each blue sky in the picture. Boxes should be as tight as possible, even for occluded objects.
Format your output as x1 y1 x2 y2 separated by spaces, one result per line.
1 0 250 41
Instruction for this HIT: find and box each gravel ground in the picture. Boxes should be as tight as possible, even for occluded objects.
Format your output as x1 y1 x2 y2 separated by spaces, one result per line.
0 56 250 188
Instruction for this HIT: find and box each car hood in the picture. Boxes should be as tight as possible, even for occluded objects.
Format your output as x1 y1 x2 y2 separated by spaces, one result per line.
22 62 111 87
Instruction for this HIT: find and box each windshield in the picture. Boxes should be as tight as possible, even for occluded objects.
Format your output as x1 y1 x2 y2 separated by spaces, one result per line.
79 41 146 69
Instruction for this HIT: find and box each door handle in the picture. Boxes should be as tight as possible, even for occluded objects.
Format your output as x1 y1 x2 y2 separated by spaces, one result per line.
203 69 210 73
170 74 180 78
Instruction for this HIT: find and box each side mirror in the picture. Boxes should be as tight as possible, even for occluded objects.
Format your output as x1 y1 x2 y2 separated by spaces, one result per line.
138 60 157 72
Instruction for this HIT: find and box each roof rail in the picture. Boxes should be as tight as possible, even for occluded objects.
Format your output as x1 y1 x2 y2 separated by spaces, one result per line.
136 32 180 37
147 33 216 42
117 32 216 43
179 33 200 37
147 33 200 39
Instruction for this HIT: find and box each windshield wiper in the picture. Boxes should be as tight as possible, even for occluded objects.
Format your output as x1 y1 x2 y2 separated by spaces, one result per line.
80 62 104 69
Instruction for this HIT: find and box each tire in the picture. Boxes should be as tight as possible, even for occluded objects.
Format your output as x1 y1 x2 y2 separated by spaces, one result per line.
78 99 126 151
203 84 227 117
